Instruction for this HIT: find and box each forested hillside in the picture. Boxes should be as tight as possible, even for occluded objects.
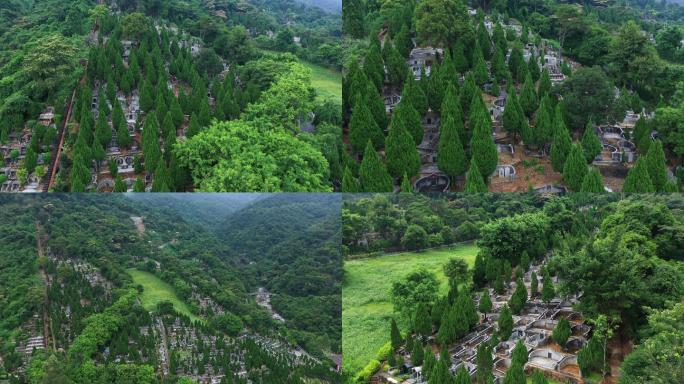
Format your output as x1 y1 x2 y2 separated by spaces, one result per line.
0 194 342 383
342 0 684 193
0 0 342 193
342 193 684 383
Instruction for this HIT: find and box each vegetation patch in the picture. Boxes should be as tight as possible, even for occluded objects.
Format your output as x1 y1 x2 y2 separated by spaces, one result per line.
127 269 200 323
342 244 478 375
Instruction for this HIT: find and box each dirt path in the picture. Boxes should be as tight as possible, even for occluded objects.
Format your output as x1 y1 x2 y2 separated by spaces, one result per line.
35 222 54 350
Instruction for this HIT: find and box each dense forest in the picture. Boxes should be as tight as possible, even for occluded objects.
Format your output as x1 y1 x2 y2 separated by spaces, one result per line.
342 193 684 383
341 0 684 193
0 0 342 193
0 194 342 383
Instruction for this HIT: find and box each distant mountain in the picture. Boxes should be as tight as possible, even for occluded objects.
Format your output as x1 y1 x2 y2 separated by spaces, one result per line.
295 0 341 13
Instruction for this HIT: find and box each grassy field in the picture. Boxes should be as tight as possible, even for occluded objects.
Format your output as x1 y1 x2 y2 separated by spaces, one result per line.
304 61 341 102
127 269 201 323
342 244 479 375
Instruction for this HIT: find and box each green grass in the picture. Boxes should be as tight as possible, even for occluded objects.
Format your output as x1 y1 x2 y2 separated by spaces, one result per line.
303 61 341 102
342 244 479 375
127 269 200 323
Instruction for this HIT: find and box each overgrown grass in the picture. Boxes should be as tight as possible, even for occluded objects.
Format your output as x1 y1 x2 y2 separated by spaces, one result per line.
342 244 479 376
127 269 200 323
303 61 341 102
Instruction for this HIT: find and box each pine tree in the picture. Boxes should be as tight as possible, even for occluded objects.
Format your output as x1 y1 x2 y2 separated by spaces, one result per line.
390 318 403 350
359 141 393 192
553 317 572 349
503 361 525 384
563 144 588 191
142 112 162 173
550 105 572 172
423 347 436 380
509 278 527 314
438 115 467 181
170 96 184 128
541 272 555 304
645 140 668 192
528 53 541 82
581 120 602 163
349 102 384 154
437 307 456 345
429 357 452 384
96 109 112 147
441 83 465 143
415 303 432 337
476 342 493 384
623 157 655 193
498 305 513 341
364 81 388 130
581 168 605 193
460 74 478 115
134 176 145 192
519 73 538 117
464 158 488 193
341 167 360 192
531 95 553 147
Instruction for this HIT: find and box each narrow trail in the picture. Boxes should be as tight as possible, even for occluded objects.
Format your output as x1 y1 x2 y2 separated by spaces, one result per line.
46 2 102 191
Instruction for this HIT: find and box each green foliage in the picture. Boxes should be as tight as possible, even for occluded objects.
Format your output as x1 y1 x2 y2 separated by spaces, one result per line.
553 316 572 348
464 158 488 193
498 305 513 341
581 120 602 163
551 104 572 172
623 157 656 193
438 115 467 180
581 168 605 193
359 141 393 192
349 102 384 153
563 144 588 191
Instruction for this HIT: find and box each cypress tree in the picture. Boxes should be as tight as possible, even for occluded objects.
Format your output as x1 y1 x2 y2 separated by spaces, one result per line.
503 361 525 384
390 318 403 350
633 114 649 151
581 120 602 163
411 341 424 366
553 317 572 349
498 305 513 341
423 347 436 380
364 42 385 91
359 141 393 192
508 46 524 83
429 357 451 384
385 42 407 87
541 272 555 304
349 102 384 153
465 158 488 193
530 271 538 298
538 68 551 97
96 109 112 147
478 22 492 60
531 95 553 147
403 71 429 115
453 40 469 74
623 157 655 193
493 23 507 53
472 42 489 86
645 140 668 192
531 370 549 384
395 24 413 58
341 167 360 192
581 168 604 193
441 83 465 143
511 340 528 366
113 175 127 192
386 112 421 180
470 113 498 179
140 79 154 112
169 96 184 128
528 53 541 82
476 342 493 384
519 73 538 117
427 63 446 112
441 50 457 79
364 81 389 130
152 160 171 192
491 46 508 81
437 307 456 345
563 144 587 191
438 116 467 181
415 303 432 337
401 173 413 192
460 73 477 115
142 113 162 173
479 291 492 320
343 0 365 38
509 278 527 314
454 366 470 384
394 101 423 145
550 104 572 172
133 176 145 192
503 86 522 141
